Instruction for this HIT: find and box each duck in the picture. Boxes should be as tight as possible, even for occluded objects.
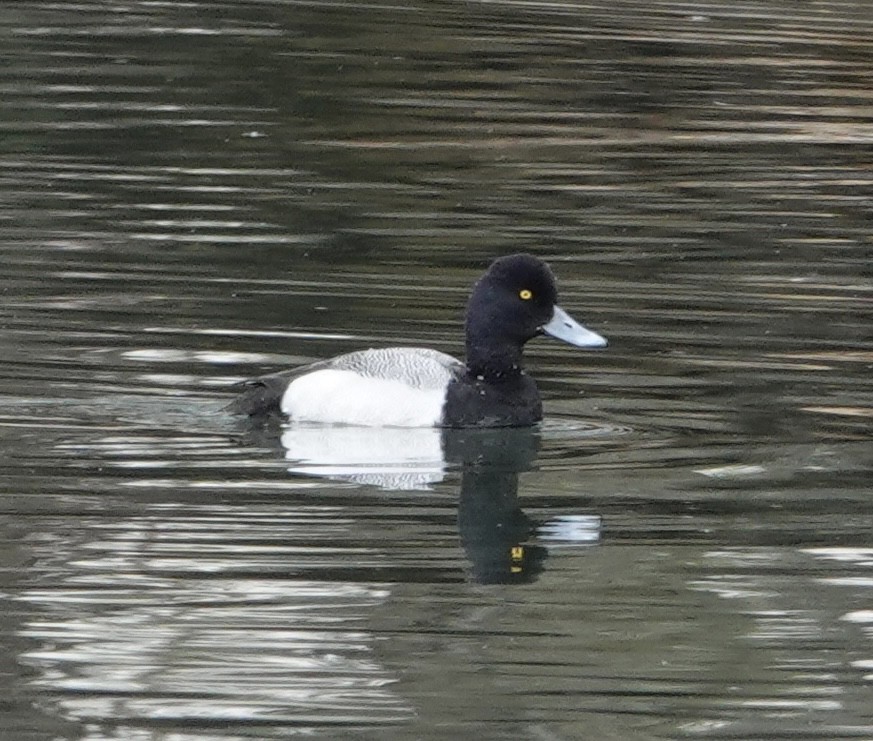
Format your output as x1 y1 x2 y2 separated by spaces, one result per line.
228 253 607 427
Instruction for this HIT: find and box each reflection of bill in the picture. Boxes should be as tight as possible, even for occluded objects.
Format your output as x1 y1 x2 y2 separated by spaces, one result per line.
539 514 602 546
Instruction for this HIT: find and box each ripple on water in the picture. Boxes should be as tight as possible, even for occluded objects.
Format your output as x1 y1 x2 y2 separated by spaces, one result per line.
540 415 634 439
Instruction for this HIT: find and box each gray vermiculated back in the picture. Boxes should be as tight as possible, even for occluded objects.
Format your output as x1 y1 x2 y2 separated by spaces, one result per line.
326 348 462 390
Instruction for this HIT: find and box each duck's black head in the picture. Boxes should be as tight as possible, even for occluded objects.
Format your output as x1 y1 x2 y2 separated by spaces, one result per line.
464 253 606 380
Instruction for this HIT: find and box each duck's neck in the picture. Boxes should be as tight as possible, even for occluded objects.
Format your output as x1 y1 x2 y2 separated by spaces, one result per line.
465 339 525 383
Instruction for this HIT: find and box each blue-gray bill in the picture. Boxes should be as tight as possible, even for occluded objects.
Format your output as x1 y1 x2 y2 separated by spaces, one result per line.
541 305 607 348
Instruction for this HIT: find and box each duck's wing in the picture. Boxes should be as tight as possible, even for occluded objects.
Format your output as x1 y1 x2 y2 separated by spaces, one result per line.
327 347 462 390
226 348 463 418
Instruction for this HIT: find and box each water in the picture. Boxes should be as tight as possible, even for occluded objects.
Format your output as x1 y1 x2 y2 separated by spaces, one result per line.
2 1 872 739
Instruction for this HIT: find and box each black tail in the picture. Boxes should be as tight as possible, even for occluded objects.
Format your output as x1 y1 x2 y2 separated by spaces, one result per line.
225 371 296 418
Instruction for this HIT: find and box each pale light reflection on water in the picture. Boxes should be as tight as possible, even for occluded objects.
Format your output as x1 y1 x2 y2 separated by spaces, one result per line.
1 0 872 739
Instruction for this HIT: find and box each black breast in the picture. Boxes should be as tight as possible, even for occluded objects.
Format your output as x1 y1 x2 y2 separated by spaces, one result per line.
441 373 543 428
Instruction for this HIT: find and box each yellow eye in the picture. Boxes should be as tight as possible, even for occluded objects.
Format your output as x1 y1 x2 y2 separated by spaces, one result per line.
519 289 533 300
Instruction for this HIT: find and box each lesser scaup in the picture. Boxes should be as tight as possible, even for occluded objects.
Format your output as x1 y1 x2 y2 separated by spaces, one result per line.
228 253 607 427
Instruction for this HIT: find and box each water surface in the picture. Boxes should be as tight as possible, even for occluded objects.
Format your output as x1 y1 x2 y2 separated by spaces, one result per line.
1 1 872 739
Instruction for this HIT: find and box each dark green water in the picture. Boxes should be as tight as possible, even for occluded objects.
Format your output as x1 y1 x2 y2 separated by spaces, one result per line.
1 2 871 739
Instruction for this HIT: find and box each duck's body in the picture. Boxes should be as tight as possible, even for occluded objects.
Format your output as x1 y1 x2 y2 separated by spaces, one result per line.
234 347 460 426
228 254 606 428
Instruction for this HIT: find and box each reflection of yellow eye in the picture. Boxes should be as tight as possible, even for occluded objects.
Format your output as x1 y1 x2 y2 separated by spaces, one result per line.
519 289 533 300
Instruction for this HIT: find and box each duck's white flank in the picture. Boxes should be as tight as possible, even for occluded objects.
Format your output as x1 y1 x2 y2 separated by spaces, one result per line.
280 347 460 427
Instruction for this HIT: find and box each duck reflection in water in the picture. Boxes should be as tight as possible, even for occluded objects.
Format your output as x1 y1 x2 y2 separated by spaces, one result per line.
446 427 600 584
448 427 546 584
234 420 600 584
